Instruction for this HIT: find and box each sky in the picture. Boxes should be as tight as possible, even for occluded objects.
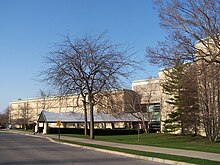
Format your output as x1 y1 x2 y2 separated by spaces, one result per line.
0 0 165 112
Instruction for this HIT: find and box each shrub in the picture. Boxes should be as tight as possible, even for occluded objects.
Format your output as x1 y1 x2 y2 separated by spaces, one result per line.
48 128 142 135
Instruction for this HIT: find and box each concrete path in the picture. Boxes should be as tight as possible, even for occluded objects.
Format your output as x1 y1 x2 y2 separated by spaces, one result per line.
46 134 220 162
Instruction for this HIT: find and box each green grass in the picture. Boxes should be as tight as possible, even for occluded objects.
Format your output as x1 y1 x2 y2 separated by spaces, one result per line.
4 130 219 164
61 133 220 154
54 138 220 165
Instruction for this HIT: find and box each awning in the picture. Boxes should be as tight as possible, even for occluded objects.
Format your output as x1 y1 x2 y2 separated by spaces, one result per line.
37 110 141 123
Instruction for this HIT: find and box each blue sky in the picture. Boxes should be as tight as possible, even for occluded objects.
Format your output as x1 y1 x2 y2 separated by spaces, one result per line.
0 0 165 112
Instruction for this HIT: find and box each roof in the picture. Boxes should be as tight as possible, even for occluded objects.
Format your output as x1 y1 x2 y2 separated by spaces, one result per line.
38 110 141 123
38 111 85 123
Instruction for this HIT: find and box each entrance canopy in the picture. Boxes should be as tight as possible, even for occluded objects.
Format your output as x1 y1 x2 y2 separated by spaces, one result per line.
37 110 140 123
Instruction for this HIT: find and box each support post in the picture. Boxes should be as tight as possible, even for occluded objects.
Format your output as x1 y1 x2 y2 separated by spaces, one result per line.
34 122 39 133
43 123 48 134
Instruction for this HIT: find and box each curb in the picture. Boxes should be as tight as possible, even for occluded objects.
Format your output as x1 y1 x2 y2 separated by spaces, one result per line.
4 131 196 165
47 137 196 165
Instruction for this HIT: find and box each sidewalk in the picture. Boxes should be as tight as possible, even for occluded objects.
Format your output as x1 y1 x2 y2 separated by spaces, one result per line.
45 134 220 162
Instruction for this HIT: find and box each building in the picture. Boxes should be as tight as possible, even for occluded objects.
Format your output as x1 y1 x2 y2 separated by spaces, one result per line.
9 89 140 131
9 95 81 129
132 77 162 132
9 75 172 134
9 70 197 134
131 70 181 133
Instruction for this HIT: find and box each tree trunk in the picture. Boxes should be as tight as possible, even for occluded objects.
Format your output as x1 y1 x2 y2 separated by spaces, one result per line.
141 115 147 133
88 93 95 140
82 100 88 136
89 105 94 139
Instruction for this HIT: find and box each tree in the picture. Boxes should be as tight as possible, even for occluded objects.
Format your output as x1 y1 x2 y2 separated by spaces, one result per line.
163 111 181 133
127 79 161 133
197 62 220 141
0 107 9 128
181 65 200 134
41 33 135 139
161 64 200 134
147 0 220 66
161 65 184 134
39 89 56 111
95 90 124 115
146 0 220 141
14 102 34 129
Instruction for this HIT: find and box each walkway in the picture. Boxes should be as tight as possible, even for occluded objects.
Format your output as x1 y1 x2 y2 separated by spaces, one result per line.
45 134 220 162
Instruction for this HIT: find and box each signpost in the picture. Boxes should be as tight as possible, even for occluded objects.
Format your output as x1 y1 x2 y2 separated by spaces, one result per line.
56 120 62 140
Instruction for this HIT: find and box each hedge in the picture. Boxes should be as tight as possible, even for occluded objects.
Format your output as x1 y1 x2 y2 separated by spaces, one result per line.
48 128 143 135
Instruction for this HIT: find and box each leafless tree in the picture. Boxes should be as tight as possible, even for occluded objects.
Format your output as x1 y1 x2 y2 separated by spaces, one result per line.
15 103 34 129
39 89 54 111
39 89 89 135
41 33 136 139
127 80 160 133
197 62 220 141
147 0 220 67
39 89 70 113
180 65 200 134
95 90 125 116
0 107 9 128
146 0 220 141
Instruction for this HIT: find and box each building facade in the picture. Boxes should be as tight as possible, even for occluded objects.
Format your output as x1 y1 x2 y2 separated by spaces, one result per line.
132 77 162 132
9 89 140 130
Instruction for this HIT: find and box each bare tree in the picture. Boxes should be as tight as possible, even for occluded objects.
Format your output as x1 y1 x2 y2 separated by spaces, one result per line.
39 89 69 113
39 89 55 111
39 90 47 110
197 62 220 141
0 107 9 128
146 0 220 141
41 33 135 139
127 80 161 133
147 0 220 67
180 65 200 135
40 84 89 136
95 90 126 116
15 103 34 129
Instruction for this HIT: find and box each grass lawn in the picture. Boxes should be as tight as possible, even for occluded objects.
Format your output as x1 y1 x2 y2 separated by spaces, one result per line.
54 138 220 165
62 133 220 154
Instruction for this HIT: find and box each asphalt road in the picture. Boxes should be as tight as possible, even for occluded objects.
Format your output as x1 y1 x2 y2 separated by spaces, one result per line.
0 132 167 165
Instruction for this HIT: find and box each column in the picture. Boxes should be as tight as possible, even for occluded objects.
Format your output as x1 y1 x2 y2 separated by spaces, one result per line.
102 123 106 129
34 122 39 133
43 123 48 134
